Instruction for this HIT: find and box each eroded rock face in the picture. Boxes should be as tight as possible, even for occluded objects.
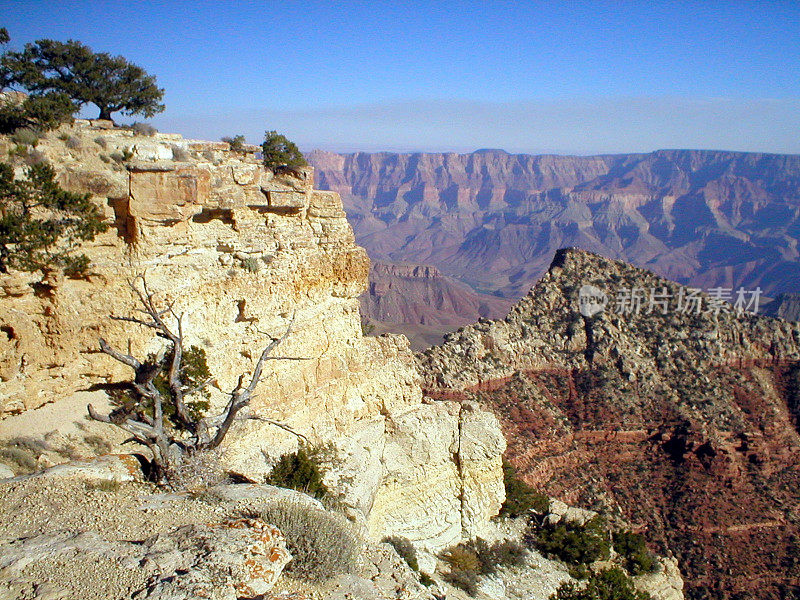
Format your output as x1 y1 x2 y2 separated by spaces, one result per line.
0 122 505 550
328 400 506 553
421 247 800 600
0 121 417 457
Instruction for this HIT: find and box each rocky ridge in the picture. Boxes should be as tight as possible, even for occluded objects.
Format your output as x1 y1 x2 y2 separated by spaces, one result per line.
420 247 800 600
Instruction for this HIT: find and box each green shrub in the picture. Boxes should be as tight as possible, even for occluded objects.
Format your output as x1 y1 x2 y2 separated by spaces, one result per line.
612 530 658 575
266 444 330 499
221 134 246 153
154 345 211 426
94 136 107 148
65 135 81 149
385 535 419 571
441 537 528 594
241 256 260 273
0 161 107 275
262 130 306 173
258 500 361 581
108 344 212 434
530 515 611 566
10 127 40 147
549 567 652 600
500 458 549 517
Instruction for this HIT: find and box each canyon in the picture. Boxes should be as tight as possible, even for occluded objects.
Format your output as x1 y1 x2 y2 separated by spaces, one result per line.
0 121 687 600
309 148 800 343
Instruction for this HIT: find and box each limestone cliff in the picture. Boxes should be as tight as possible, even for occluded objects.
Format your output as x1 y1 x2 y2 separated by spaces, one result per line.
0 121 504 551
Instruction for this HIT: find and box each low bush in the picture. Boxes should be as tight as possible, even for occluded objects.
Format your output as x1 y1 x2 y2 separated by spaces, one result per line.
221 134 246 153
612 530 658 575
549 567 652 600
94 136 107 148
10 127 40 147
109 148 133 163
169 449 226 490
0 436 49 474
130 122 157 136
530 515 611 566
84 479 121 493
441 537 528 594
258 500 361 581
241 256 260 273
266 444 330 499
83 434 113 455
500 458 549 517
171 144 190 161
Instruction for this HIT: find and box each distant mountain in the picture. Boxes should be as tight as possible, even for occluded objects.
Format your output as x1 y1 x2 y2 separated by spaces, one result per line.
309 148 800 335
420 247 800 600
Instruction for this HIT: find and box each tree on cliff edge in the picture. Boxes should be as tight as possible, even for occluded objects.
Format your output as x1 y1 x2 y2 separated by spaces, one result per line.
1 39 164 121
262 130 307 173
89 277 307 486
0 161 107 275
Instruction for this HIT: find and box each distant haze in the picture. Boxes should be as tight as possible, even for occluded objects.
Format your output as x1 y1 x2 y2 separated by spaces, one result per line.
154 97 800 156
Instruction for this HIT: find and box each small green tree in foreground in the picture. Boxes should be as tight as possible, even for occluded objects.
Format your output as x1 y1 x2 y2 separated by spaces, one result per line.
0 161 107 275
2 38 164 121
262 130 307 173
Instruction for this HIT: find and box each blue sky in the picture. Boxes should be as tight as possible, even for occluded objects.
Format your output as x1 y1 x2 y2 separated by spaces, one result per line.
2 0 800 154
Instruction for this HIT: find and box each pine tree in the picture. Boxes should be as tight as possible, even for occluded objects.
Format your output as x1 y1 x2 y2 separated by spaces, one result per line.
262 130 307 173
0 161 107 275
2 39 164 121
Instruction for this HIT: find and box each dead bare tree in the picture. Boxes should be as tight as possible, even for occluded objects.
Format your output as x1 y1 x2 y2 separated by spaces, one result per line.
88 275 303 486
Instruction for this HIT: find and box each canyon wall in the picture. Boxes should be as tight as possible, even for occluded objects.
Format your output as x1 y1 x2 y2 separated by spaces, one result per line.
310 149 800 331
